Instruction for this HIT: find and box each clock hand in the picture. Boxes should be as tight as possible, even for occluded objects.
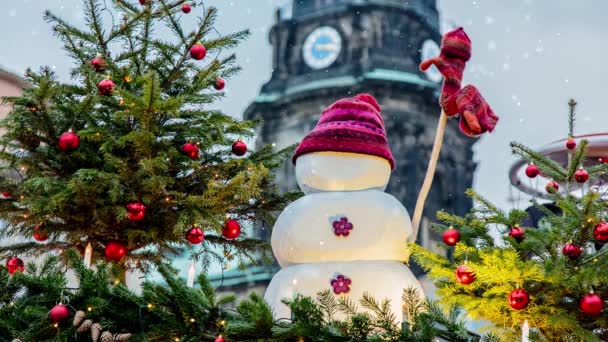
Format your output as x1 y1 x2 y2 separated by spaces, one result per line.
315 43 338 52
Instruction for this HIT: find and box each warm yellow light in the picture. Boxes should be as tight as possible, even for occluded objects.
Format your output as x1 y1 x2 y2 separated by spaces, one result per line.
147 303 154 309
87 306 93 312
113 279 120 285
53 323 59 328
190 318 195 323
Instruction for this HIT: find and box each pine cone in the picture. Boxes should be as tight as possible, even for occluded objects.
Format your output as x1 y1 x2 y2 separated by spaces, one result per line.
113 333 133 341
77 319 93 333
101 331 113 342
73 310 86 327
91 323 102 342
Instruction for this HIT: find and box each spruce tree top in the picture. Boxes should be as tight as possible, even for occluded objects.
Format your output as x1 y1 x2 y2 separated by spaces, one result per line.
0 0 295 271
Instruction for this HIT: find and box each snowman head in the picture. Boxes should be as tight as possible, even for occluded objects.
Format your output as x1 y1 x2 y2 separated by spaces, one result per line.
293 94 393 194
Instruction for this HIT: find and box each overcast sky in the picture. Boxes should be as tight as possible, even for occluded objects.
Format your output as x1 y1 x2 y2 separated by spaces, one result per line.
1 0 607 211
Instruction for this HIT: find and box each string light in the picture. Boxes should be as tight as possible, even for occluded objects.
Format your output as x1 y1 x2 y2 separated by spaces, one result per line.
189 318 195 323
87 306 93 312
53 323 59 328
147 303 154 309
113 278 120 285
219 320 226 326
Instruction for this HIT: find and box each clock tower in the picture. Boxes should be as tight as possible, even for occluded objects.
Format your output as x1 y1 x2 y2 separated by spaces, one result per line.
244 0 477 273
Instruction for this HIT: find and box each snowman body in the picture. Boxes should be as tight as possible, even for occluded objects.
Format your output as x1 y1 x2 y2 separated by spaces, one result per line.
264 151 424 322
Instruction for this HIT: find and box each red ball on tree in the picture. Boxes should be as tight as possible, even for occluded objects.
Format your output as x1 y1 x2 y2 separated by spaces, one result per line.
105 240 127 262
525 164 539 178
33 224 48 242
2 191 11 199
181 2 191 13
442 227 460 246
509 288 530 310
186 226 204 244
58 131 80 151
139 0 147 5
574 168 589 183
214 336 225 342
546 181 559 194
214 77 225 90
222 219 241 240
49 304 70 323
231 140 247 156
594 222 608 243
566 138 577 150
90 55 106 73
562 242 581 260
190 42 207 60
126 201 146 221
580 292 603 316
6 257 24 274
181 142 199 159
455 264 475 285
97 78 115 96
508 226 525 242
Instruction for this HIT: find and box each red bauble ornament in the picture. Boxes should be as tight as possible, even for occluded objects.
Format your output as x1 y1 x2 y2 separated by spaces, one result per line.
574 168 589 183
181 2 191 13
231 140 247 156
562 242 581 259
508 226 525 242
33 224 48 242
594 222 608 243
58 131 80 151
546 181 559 193
214 77 225 90
222 219 241 240
509 288 530 310
2 191 11 199
566 138 577 150
97 78 115 96
442 227 460 246
525 164 539 178
139 0 147 5
186 226 204 244
580 293 604 316
105 240 127 261
181 142 199 159
214 336 225 342
455 264 475 285
90 56 106 73
6 257 24 274
126 201 146 221
50 304 70 322
190 42 207 60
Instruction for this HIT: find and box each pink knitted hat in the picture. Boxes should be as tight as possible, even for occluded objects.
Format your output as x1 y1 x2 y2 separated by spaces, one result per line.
292 94 395 170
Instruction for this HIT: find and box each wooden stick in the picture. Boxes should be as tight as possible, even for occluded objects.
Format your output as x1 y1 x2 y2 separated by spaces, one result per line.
410 110 448 250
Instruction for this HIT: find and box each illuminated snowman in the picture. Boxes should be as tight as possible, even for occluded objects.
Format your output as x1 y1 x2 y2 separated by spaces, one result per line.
264 94 424 322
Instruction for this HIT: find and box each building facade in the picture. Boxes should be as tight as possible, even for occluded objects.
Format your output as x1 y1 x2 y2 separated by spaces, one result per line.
212 0 478 297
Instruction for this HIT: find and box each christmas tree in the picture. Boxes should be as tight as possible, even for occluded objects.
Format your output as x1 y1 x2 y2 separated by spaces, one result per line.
0 0 297 273
412 100 608 341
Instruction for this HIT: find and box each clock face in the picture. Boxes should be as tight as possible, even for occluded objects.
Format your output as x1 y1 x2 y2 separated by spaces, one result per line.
420 39 443 83
303 26 342 70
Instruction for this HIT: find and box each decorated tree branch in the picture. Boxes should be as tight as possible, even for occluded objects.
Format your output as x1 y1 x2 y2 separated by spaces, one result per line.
0 250 487 341
412 100 608 341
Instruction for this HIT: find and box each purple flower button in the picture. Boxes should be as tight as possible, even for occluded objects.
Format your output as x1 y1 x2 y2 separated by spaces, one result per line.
331 274 351 294
332 217 353 236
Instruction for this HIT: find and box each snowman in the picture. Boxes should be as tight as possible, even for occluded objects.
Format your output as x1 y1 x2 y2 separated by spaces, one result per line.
264 94 424 322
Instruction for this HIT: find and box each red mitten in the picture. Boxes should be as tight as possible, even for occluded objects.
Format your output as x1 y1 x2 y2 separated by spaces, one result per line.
455 85 499 137
419 28 471 116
